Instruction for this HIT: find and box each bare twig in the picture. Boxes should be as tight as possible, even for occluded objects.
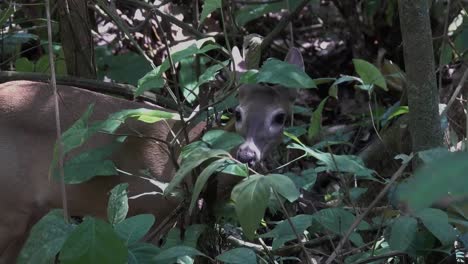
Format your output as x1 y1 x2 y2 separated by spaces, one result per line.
46 0 69 222
273 190 313 264
325 157 411 264
442 67 468 117
261 0 309 50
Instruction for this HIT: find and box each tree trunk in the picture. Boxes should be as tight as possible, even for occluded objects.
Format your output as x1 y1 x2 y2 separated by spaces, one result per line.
57 0 96 78
398 0 443 152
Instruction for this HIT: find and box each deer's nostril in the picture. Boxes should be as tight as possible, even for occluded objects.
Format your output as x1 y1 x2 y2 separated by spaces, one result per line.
237 148 257 165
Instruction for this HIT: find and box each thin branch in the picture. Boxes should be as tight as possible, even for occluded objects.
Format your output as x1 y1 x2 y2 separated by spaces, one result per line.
325 157 411 264
260 0 309 50
46 0 69 222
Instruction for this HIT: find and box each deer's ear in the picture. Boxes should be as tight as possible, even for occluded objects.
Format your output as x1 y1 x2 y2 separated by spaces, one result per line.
284 47 304 71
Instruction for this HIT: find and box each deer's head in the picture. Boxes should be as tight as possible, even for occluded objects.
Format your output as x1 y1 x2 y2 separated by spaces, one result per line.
235 48 304 166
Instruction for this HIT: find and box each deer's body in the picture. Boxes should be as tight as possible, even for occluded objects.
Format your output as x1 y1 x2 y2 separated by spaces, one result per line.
0 47 305 263
0 80 193 262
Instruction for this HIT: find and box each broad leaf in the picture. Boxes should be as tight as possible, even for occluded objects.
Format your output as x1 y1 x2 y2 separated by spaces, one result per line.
59 217 127 264
416 208 458 246
397 151 468 211
261 214 314 249
115 214 155 246
128 243 161 264
231 175 271 239
200 0 222 24
266 174 300 202
290 143 374 178
153 246 205 262
189 159 228 213
388 216 417 251
352 59 387 91
137 38 219 95
216 247 257 264
57 144 118 184
18 210 74 264
314 208 370 246
257 58 316 89
308 97 328 140
201 130 244 151
107 183 129 226
164 148 230 195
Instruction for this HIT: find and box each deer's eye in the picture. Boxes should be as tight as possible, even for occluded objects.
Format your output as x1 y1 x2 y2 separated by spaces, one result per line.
235 109 242 122
272 112 286 125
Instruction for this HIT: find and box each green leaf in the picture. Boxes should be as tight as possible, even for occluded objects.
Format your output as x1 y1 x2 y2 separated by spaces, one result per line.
128 243 161 264
216 247 257 264
308 97 328 140
416 208 458 246
386 106 409 121
289 143 374 178
182 224 207 248
18 210 74 264
352 59 387 91
286 168 317 191
217 159 249 177
200 0 222 24
349 187 367 203
137 38 219 96
397 151 468 211
99 108 179 133
164 148 230 195
57 143 118 184
153 246 205 262
388 216 417 251
417 147 450 164
266 174 300 202
15 57 35 72
261 214 314 249
96 47 152 86
108 183 129 226
231 175 271 239
239 69 259 84
189 158 228 213
201 130 244 151
235 0 306 26
257 58 316 88
115 214 155 246
440 44 453 65
314 208 370 246
59 217 127 264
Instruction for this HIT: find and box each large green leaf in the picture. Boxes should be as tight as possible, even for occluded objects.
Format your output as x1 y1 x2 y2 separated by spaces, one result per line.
416 208 458 246
256 58 316 89
397 151 468 211
308 97 328 140
261 214 314 249
201 129 244 151
96 47 152 86
231 175 271 239
59 217 127 264
18 210 74 264
153 246 205 262
265 174 300 202
388 216 417 251
128 243 161 264
289 143 374 178
56 144 118 184
137 38 219 96
164 148 230 195
115 214 155 246
216 247 257 264
235 0 308 26
107 183 129 226
314 208 370 246
352 59 388 91
189 158 228 213
200 0 222 24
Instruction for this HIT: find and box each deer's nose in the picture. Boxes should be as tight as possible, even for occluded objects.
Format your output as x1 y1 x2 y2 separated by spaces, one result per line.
237 148 257 165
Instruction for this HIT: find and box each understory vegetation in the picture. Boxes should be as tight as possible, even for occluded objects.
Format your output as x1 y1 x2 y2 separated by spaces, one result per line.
2 0 468 263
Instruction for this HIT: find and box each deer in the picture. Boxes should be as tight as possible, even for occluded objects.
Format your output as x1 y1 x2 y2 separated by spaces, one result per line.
0 47 304 263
